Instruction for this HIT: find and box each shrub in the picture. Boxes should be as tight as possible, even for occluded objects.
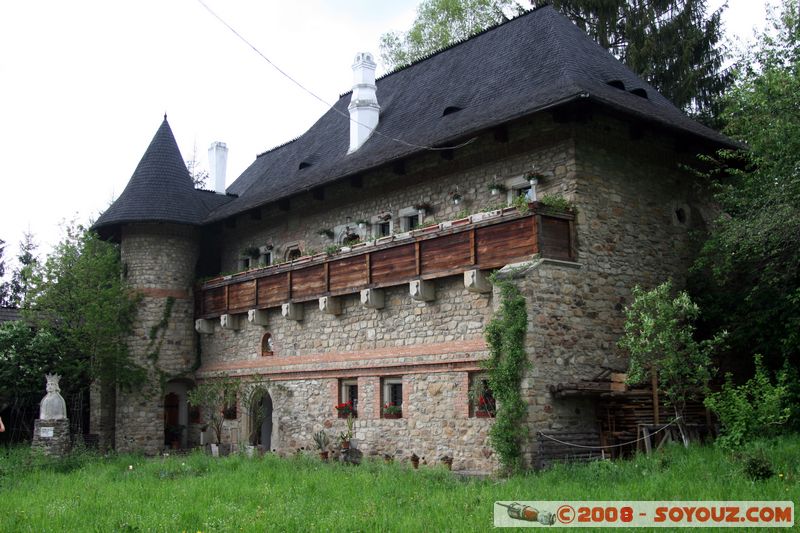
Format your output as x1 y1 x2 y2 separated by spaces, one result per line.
705 355 792 449
734 449 775 481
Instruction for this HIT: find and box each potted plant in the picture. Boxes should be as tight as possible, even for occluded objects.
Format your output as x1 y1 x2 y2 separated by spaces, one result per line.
356 219 369 229
339 415 354 449
318 228 334 239
382 402 402 419
335 400 356 419
440 455 453 470
450 191 463 205
410 453 420 469
312 430 330 461
487 180 507 196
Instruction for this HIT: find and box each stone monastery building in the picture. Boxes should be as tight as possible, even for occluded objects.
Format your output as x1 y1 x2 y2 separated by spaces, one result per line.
93 6 734 470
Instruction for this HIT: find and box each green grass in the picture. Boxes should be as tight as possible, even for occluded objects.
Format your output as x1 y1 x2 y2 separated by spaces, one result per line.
0 436 798 532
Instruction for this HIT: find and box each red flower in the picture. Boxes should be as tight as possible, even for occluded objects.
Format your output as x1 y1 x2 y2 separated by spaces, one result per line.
478 397 486 406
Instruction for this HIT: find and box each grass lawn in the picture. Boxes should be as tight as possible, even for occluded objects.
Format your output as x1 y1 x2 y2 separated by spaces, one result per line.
0 436 798 532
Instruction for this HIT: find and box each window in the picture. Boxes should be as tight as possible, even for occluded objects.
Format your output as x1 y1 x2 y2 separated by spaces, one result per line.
285 247 302 261
371 213 393 237
381 377 403 418
398 206 420 232
238 256 252 271
470 374 495 418
505 175 535 204
260 250 272 267
338 379 358 418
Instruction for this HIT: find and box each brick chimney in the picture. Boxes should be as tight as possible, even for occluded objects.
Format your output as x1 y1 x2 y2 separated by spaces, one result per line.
348 52 380 153
208 141 228 194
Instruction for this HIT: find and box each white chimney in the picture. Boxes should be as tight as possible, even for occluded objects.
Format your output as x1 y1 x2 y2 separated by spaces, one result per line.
348 52 380 153
208 141 228 194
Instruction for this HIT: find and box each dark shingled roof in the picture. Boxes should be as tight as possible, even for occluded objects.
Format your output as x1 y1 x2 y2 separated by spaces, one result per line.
94 117 234 232
205 5 735 223
0 307 20 323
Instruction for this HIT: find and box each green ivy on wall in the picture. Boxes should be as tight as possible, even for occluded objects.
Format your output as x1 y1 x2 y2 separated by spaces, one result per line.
483 277 530 473
147 296 175 361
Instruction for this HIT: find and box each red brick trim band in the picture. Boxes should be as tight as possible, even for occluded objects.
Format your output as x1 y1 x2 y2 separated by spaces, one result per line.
137 288 191 299
198 358 485 382
198 338 487 374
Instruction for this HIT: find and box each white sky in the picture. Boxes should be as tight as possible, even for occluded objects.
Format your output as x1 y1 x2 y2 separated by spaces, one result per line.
0 0 775 265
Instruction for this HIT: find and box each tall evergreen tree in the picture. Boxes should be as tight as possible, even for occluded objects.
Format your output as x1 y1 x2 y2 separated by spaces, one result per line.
0 238 10 307
534 0 730 120
381 0 730 121
7 231 38 308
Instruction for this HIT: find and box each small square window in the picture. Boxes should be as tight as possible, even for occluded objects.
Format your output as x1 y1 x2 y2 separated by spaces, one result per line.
260 251 272 267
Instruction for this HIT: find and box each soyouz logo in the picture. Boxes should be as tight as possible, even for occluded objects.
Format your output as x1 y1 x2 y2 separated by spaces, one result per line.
494 501 794 528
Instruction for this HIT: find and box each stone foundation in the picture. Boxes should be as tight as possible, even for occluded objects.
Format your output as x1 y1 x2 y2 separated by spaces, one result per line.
32 419 70 457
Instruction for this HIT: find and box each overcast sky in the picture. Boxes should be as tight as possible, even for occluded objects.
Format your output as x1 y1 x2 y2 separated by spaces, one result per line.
0 0 774 265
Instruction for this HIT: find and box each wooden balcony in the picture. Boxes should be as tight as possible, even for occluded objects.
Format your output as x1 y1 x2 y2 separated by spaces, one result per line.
196 204 575 319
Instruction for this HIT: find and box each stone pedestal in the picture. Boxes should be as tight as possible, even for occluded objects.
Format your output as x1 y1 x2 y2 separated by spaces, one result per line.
32 419 70 457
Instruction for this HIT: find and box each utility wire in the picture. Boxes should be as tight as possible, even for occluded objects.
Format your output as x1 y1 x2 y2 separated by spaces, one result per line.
196 0 477 152
537 417 682 450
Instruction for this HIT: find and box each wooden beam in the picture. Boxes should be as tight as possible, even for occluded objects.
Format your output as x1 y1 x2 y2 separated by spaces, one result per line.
366 253 372 284
324 262 330 292
415 241 421 276
651 367 659 425
469 228 476 265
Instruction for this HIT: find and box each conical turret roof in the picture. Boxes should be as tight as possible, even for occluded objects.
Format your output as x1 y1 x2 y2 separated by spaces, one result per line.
94 117 230 233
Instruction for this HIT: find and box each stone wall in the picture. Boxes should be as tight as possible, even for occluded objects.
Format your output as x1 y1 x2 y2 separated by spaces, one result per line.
218 115 574 272
506 114 711 466
114 223 199 454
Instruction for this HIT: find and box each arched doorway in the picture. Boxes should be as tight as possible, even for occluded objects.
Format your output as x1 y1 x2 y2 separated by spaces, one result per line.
249 390 273 451
164 379 192 449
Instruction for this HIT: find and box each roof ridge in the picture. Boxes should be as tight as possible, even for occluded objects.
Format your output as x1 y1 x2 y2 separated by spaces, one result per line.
373 5 549 84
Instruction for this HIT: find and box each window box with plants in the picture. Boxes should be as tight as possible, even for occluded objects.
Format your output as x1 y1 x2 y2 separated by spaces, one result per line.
335 400 356 419
382 402 402 419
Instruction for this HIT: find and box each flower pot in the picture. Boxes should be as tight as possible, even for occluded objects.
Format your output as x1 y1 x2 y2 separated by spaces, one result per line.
383 412 402 419
319 451 329 461
411 458 419 469
337 411 355 419
441 459 453 471
476 410 493 418
341 441 351 450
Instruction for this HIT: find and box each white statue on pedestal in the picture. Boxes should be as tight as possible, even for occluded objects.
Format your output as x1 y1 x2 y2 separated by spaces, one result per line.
39 374 67 420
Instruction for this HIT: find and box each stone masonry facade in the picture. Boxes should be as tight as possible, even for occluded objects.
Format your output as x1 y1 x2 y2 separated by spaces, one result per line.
106 111 707 471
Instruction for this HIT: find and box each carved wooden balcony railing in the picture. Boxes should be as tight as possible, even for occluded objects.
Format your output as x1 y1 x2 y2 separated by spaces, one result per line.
196 204 575 319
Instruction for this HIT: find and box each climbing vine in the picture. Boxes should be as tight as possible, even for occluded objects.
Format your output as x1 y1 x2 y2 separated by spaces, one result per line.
483 277 530 473
147 296 175 361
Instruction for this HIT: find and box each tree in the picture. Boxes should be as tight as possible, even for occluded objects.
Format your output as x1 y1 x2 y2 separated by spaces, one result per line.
186 141 209 189
187 377 270 445
618 281 724 446
0 237 9 306
380 0 525 69
533 0 730 120
381 1 730 120
25 223 145 442
7 231 38 308
689 0 800 376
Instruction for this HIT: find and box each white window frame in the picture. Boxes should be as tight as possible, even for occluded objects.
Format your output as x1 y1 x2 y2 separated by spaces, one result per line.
398 206 421 232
